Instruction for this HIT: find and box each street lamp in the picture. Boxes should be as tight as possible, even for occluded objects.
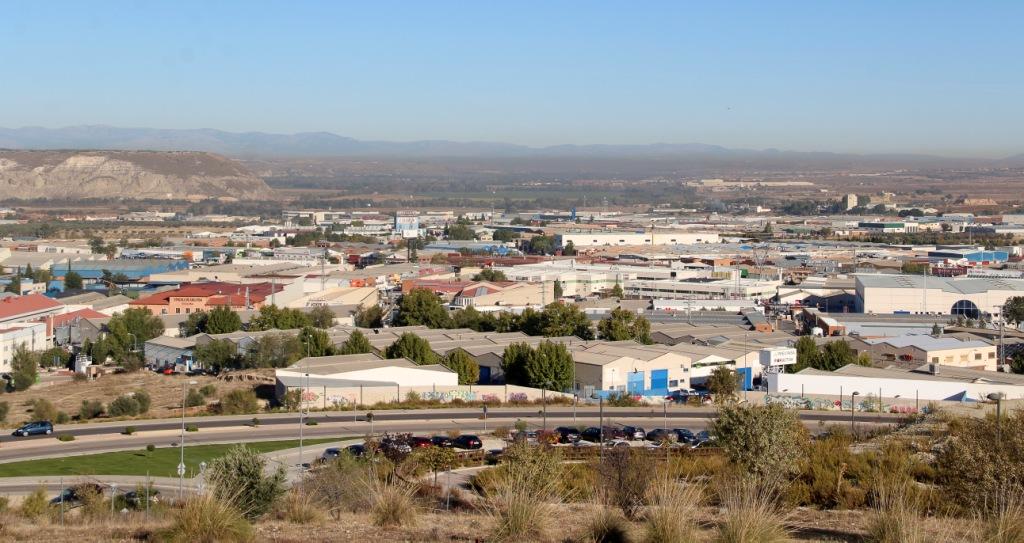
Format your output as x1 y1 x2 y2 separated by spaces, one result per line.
179 379 198 500
850 391 860 432
987 392 1005 444
299 372 310 469
591 393 604 460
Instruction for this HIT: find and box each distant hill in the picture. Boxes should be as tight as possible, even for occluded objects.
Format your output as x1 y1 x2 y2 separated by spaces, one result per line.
0 150 273 200
0 125 1000 168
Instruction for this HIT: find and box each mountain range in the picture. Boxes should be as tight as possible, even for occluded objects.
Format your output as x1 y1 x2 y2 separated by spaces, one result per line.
2 125 1016 167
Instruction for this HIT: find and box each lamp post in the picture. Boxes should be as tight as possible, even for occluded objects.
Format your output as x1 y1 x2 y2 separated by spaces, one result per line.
591 393 604 460
987 392 1004 444
850 391 860 433
179 379 198 500
299 371 309 469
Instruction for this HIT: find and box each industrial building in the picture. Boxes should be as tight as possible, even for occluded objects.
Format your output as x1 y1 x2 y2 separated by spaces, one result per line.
855 274 1024 318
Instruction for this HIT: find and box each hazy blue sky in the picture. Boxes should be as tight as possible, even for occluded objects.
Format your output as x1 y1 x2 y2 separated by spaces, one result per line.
2 1 1021 156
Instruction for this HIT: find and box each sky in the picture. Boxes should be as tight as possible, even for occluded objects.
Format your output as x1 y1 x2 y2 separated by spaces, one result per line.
2 1 1022 157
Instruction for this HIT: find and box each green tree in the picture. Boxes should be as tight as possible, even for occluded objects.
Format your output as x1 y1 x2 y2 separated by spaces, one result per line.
107 308 164 353
394 289 452 328
207 444 286 520
205 306 243 334
248 305 312 331
500 342 534 386
492 229 519 242
298 326 335 357
445 223 476 240
354 305 384 328
711 404 807 479
451 306 498 332
561 241 577 256
181 311 207 337
609 281 624 299
416 445 458 485
901 261 926 274
308 305 336 328
1004 296 1024 325
218 389 260 415
818 340 858 371
107 395 141 417
553 280 563 299
597 308 653 344
243 332 303 368
78 399 104 420
185 388 206 407
5 276 21 294
791 336 821 372
472 268 507 282
194 339 239 372
707 366 740 403
441 349 480 385
524 341 574 390
539 303 594 339
526 235 554 255
10 345 38 391
338 330 373 355
384 333 438 364
63 271 83 290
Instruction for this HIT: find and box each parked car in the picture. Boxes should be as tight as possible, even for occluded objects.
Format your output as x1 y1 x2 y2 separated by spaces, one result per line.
620 425 646 441
511 430 538 444
319 447 343 463
666 389 708 404
380 436 413 455
51 483 104 506
409 436 433 449
123 488 160 508
554 426 581 443
13 421 53 437
345 444 369 457
694 430 712 442
645 428 677 443
580 426 624 443
673 428 696 444
453 434 483 449
430 436 455 448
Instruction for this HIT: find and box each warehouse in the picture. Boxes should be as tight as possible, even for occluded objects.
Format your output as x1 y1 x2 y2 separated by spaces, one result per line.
855 274 1024 318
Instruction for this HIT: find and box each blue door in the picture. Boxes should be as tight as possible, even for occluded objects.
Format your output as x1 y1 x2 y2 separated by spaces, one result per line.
650 369 669 395
627 371 644 393
479 366 491 384
735 367 753 391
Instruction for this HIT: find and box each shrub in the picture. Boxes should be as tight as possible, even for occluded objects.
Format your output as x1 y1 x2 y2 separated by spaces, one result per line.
134 390 151 413
123 426 136 435
985 493 1024 543
207 444 287 520
75 483 106 520
305 420 318 426
643 477 702 543
0 401 9 423
78 399 104 420
30 398 57 422
482 443 564 541
937 410 1024 515
711 404 807 480
107 395 141 417
301 451 380 518
274 490 326 524
20 487 48 519
580 506 631 543
146 444 156 453
185 423 198 432
219 389 259 415
251 417 260 427
367 477 418 527
199 384 217 397
605 392 643 407
185 388 206 408
715 477 790 543
162 494 253 543
598 446 654 519
55 411 70 424
57 434 75 442
864 484 924 543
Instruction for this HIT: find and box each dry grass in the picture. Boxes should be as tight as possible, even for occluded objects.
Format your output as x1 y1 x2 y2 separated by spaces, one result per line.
643 477 702 543
160 493 253 543
714 477 791 543
864 484 924 543
366 477 418 528
273 490 327 525
580 505 632 543
8 370 265 426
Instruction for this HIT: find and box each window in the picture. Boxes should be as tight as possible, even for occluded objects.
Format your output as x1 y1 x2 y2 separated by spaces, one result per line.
975 353 982 360
989 352 996 358
175 308 181 314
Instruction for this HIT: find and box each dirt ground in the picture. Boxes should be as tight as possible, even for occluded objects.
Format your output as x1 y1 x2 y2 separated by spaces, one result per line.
0 507 982 543
4 370 272 427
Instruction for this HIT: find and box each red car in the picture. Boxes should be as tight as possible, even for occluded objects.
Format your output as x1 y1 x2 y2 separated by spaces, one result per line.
409 436 433 449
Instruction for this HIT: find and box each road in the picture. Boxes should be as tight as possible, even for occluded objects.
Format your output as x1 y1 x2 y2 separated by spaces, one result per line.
0 406 901 464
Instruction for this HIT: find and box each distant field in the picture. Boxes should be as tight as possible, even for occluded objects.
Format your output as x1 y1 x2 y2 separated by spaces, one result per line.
0 438 340 478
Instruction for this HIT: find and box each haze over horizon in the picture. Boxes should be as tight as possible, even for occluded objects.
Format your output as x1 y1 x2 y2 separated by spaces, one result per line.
3 1 1023 158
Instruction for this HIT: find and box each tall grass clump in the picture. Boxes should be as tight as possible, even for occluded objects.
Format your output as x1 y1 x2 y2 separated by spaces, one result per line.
161 494 253 543
580 506 631 543
714 477 790 543
206 444 286 520
19 487 48 520
983 492 1024 543
864 484 924 543
643 477 702 543
366 476 418 527
274 489 327 525
482 442 565 542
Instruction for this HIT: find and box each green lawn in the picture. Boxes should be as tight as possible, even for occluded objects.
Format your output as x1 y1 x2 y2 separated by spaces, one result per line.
0 438 343 478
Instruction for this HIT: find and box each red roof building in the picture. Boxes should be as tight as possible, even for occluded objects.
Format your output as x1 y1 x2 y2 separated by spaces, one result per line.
130 281 283 315
0 293 65 327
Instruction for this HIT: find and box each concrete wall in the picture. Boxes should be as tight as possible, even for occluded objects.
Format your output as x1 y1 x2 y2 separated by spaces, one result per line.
277 366 458 388
281 383 572 409
767 371 1024 402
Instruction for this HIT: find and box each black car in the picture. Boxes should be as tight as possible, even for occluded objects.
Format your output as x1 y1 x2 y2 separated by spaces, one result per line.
13 421 53 437
123 488 160 508
430 436 455 448
51 483 103 506
580 426 623 443
319 447 343 463
621 426 646 441
554 426 580 443
453 434 483 449
645 428 677 443
673 428 696 444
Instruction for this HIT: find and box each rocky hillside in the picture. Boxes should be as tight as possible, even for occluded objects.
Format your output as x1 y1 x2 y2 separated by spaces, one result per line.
0 150 274 200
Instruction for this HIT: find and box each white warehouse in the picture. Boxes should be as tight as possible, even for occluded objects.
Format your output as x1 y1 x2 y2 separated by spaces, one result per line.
557 230 720 248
